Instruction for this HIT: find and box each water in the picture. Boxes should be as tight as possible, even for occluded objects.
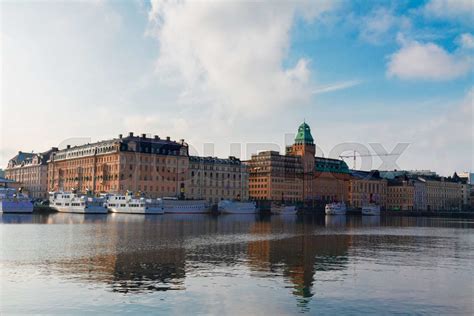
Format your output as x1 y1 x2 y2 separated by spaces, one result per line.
1 213 473 315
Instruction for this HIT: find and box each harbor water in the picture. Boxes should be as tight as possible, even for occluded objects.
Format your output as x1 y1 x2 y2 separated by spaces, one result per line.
1 213 473 314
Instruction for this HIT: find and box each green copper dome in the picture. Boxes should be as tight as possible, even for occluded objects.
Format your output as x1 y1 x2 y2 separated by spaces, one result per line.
294 122 314 144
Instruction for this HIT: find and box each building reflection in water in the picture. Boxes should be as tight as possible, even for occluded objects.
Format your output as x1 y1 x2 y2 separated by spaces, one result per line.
248 217 350 306
7 212 466 307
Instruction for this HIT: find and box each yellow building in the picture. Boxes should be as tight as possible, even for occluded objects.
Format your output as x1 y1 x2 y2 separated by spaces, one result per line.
387 178 415 211
247 151 303 202
349 171 387 209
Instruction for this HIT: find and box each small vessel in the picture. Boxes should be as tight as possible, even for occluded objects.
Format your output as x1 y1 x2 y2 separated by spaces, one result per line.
271 203 297 215
218 200 257 214
161 197 209 214
49 191 107 214
0 188 33 213
362 204 381 216
106 193 164 215
325 202 347 215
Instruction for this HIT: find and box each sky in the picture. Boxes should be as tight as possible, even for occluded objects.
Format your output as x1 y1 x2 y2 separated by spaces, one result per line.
0 0 473 176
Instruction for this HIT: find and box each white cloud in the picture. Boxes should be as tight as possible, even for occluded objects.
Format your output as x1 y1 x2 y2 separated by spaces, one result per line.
423 0 474 23
359 7 411 44
457 33 474 49
146 1 337 118
387 36 472 80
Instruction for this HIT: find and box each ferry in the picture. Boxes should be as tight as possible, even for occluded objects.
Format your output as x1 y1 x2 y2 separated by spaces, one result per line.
49 192 107 214
325 202 347 215
106 194 164 215
0 188 33 213
362 204 381 216
161 197 209 214
218 200 257 214
271 203 297 215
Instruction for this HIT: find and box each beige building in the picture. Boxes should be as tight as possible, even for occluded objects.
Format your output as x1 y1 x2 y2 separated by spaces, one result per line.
186 156 249 203
349 171 387 209
387 179 415 211
5 148 57 199
248 151 303 202
423 177 462 211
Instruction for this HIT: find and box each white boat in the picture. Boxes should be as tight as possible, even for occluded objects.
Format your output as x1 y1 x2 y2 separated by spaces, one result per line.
162 197 209 214
49 192 107 214
271 203 297 215
218 200 257 214
325 202 347 215
0 188 33 213
106 194 164 215
362 204 381 216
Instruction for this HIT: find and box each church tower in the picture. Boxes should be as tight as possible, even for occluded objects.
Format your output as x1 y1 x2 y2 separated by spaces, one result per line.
287 122 316 173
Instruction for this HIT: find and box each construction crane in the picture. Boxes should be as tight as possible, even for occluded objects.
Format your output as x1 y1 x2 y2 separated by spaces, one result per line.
339 150 399 169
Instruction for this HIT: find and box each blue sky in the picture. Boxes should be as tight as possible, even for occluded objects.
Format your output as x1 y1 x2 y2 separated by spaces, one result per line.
1 0 472 175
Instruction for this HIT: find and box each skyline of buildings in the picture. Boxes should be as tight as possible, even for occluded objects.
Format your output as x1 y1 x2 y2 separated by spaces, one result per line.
4 122 472 211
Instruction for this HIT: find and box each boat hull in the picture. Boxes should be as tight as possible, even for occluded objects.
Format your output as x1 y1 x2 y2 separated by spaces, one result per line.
53 205 108 214
218 201 257 214
325 209 347 215
162 200 209 214
271 205 297 215
109 207 164 215
362 206 381 216
0 200 34 213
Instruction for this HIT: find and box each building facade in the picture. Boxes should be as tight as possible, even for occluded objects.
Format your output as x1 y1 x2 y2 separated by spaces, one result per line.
248 122 350 206
48 133 189 198
5 148 57 199
348 171 387 209
186 156 249 203
248 151 303 202
386 178 415 211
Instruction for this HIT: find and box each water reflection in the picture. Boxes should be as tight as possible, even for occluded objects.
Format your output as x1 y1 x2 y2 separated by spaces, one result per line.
1 213 473 314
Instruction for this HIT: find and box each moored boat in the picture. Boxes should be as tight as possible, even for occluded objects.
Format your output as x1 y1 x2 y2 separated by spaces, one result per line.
362 204 381 216
218 200 257 214
325 202 347 215
271 203 297 215
0 188 33 213
49 191 107 214
161 197 209 214
106 193 164 215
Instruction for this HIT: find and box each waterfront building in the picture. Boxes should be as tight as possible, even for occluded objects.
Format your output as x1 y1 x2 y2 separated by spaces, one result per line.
48 133 189 198
422 176 462 211
312 157 351 203
247 151 303 202
348 170 387 209
286 122 350 204
457 172 473 210
186 156 249 204
248 122 350 206
413 178 427 211
386 177 415 211
0 169 4 178
5 148 58 199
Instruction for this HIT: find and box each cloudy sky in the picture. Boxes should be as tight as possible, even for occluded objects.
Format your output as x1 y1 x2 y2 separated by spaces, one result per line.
1 0 473 176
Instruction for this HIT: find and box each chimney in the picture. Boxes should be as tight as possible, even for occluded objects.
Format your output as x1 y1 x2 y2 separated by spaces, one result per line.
154 135 160 140
129 132 134 137
166 136 170 141
119 134 122 139
66 145 71 149
142 133 146 138
180 139 184 144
